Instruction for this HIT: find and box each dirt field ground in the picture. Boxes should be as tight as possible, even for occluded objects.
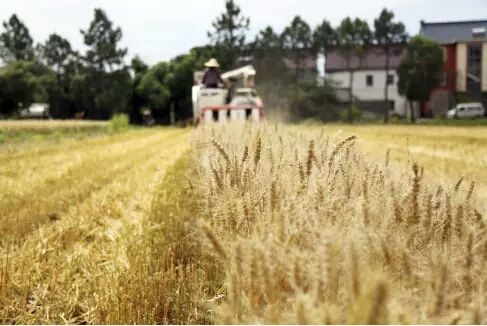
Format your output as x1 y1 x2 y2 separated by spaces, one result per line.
0 122 485 324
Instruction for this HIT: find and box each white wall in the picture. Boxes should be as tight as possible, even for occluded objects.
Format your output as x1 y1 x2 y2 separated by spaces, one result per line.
456 43 467 92
482 43 487 92
327 70 409 116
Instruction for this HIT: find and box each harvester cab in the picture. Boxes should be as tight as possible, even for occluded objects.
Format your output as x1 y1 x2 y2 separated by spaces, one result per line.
192 65 263 124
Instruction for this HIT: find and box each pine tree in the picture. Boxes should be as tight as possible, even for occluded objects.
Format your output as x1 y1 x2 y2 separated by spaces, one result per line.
208 0 250 68
81 8 127 72
336 17 372 123
0 14 34 62
281 16 313 84
374 8 408 123
397 36 443 123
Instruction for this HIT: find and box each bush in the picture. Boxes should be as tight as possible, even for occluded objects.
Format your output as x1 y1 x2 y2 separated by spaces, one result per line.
108 113 130 133
389 113 404 124
339 104 362 122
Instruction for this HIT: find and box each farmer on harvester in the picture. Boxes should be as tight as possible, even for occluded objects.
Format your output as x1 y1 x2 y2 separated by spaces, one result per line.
202 58 223 88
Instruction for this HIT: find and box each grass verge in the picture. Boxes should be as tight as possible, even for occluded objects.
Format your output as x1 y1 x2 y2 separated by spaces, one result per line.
0 120 109 145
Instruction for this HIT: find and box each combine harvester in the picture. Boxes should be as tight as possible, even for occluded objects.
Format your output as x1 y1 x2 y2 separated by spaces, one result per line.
192 65 264 124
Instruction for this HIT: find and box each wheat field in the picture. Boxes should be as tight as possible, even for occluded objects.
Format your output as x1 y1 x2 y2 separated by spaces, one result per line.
0 122 486 324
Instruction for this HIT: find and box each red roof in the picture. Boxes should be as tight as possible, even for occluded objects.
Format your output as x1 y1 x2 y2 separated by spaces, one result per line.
282 52 317 70
325 44 406 72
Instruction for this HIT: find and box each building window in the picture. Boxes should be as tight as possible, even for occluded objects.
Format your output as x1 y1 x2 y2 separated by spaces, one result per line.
472 27 486 39
387 74 394 85
366 75 373 87
467 44 482 92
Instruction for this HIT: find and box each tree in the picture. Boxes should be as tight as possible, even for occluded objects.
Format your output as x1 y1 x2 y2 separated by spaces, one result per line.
166 53 199 121
36 34 79 118
81 8 127 72
252 26 285 81
0 61 53 115
312 19 336 56
290 81 339 121
254 26 282 53
281 16 313 83
374 8 408 123
188 45 222 69
130 56 149 123
79 8 130 119
136 62 172 122
397 36 443 123
336 17 372 123
37 34 75 75
0 14 34 62
95 68 133 117
208 0 250 68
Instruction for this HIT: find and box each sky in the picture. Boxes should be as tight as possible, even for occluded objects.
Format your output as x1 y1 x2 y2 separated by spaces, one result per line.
0 0 486 65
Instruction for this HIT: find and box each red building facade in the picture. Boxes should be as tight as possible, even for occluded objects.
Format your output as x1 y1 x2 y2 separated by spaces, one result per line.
420 20 487 117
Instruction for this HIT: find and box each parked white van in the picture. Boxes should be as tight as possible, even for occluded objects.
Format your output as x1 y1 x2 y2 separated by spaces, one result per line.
19 103 50 119
446 103 485 119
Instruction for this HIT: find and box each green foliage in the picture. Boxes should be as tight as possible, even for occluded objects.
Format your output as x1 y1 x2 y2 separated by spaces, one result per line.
250 27 287 81
0 5 415 125
374 8 408 123
312 19 336 54
336 17 372 123
281 16 313 53
131 56 148 77
76 8 131 120
336 17 372 59
281 16 313 86
253 26 282 53
0 14 34 62
339 104 361 122
81 8 127 71
95 69 133 116
0 61 54 115
287 81 339 121
208 0 250 67
109 113 130 133
37 33 75 73
397 36 443 122
130 56 150 123
37 34 79 119
374 9 407 45
134 47 216 122
389 113 404 123
136 62 172 110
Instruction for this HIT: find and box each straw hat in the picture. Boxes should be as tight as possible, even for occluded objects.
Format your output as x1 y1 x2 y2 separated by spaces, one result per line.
204 58 220 68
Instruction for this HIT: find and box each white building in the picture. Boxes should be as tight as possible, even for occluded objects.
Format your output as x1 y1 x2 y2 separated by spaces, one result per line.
325 44 411 118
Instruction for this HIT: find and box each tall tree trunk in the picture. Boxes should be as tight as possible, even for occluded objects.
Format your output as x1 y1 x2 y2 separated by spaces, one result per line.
170 101 176 125
383 45 390 124
409 100 416 123
294 47 301 109
348 67 355 124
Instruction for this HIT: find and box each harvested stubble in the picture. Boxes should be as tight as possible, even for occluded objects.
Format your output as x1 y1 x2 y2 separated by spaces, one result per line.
193 123 486 324
0 129 191 324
